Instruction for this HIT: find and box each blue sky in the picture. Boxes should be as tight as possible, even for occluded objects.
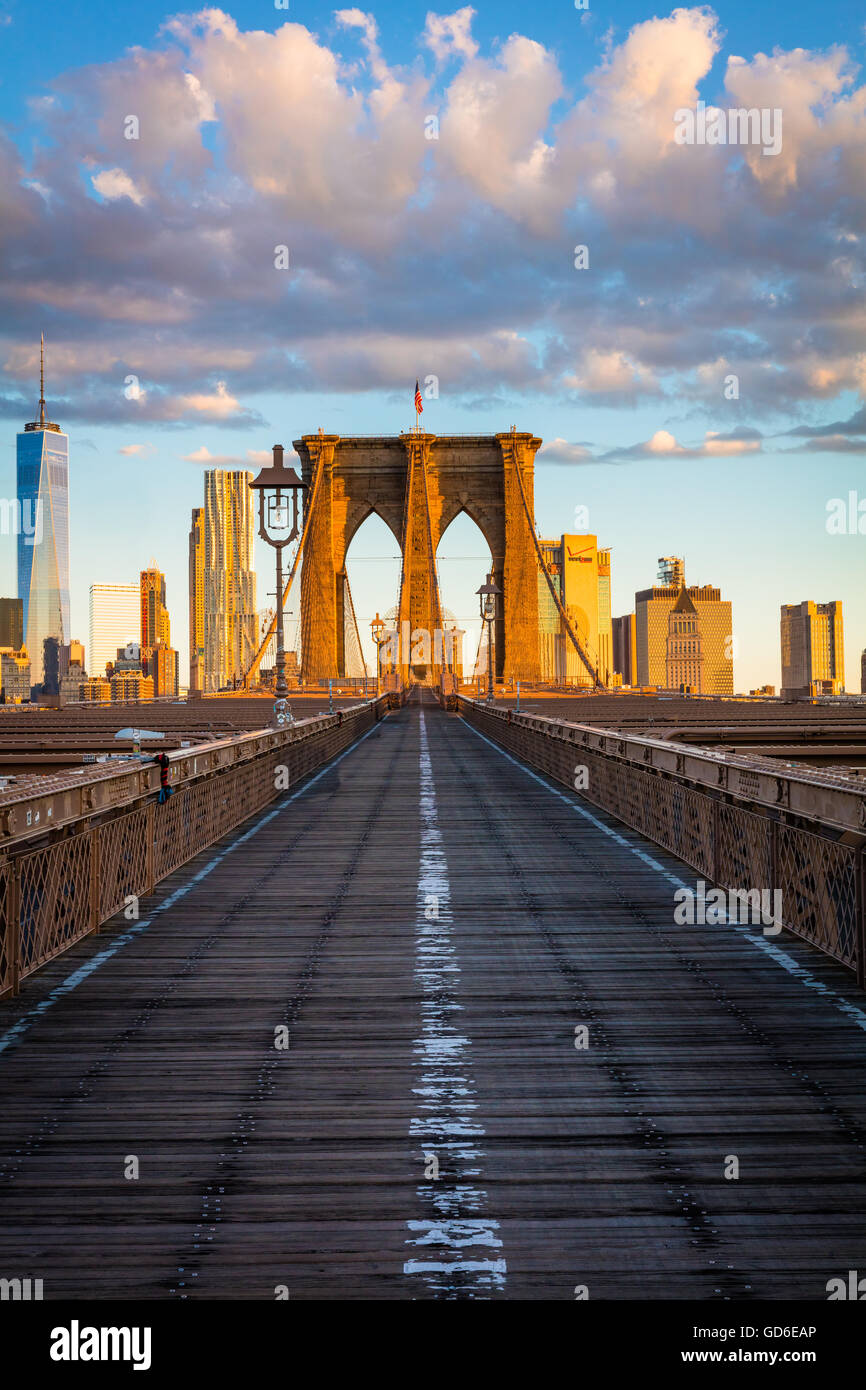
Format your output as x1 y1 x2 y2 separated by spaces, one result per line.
0 2 864 687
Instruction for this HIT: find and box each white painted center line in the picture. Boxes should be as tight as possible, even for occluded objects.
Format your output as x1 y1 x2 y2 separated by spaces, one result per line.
404 709 506 1295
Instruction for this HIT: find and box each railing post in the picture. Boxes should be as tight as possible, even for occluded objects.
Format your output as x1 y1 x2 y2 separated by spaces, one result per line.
145 802 155 895
91 827 101 934
9 859 20 997
857 842 866 993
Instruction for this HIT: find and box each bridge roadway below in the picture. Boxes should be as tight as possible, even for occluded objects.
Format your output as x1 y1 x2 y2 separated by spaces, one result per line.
1 692 865 1300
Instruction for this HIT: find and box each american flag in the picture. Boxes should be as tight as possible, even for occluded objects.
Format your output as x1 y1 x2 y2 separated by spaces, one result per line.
414 380 423 414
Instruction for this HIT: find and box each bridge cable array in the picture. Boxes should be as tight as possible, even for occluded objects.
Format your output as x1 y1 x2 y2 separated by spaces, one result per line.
340 568 368 679
504 429 604 689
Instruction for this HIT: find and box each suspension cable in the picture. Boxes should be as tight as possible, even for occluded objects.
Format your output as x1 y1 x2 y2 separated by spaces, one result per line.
505 430 603 688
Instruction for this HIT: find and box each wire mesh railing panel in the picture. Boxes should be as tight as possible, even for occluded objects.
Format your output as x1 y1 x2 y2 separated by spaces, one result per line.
19 834 94 979
679 787 716 878
0 864 12 998
98 807 151 921
717 804 773 901
777 825 859 971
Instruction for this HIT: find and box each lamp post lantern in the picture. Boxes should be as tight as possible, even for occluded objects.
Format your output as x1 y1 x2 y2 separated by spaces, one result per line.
476 575 500 704
371 612 386 696
249 445 307 722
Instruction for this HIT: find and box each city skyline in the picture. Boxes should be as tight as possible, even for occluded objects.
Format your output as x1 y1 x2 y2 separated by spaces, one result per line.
0 2 863 691
4 372 864 693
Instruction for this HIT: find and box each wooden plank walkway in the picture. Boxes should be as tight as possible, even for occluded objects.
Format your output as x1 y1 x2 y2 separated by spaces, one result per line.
0 691 865 1300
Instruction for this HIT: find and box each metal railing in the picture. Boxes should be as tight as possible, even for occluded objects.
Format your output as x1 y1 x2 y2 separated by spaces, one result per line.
0 698 391 999
459 699 866 986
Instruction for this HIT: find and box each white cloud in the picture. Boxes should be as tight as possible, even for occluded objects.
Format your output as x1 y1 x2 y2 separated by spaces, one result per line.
335 8 379 45
538 438 594 464
423 8 478 64
565 349 657 399
184 445 276 465
91 168 146 205
647 429 678 454
438 33 563 227
179 381 242 419
601 429 763 462
183 445 244 465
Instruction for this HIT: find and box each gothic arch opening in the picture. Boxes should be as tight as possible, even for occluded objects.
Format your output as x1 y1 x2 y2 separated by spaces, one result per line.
436 510 493 683
341 510 402 677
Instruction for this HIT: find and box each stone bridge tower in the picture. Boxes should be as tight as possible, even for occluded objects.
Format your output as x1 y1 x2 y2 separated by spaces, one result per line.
295 432 542 683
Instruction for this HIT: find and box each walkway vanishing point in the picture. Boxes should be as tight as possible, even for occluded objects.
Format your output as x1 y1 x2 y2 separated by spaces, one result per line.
1 691 865 1301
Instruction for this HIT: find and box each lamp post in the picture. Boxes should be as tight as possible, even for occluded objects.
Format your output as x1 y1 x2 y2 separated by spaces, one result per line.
371 612 385 696
476 575 500 704
249 445 307 723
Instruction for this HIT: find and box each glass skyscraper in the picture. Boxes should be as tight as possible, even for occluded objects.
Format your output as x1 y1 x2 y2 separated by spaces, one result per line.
202 470 257 692
16 338 70 689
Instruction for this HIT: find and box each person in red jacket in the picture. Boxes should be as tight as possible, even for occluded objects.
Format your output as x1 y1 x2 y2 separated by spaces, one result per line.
152 752 174 804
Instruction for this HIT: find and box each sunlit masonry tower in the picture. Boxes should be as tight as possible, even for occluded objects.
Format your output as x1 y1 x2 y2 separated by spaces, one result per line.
295 431 543 684
16 337 70 690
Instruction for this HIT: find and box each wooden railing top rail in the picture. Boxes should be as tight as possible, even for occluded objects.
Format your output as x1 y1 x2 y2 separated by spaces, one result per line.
458 698 866 836
0 697 387 851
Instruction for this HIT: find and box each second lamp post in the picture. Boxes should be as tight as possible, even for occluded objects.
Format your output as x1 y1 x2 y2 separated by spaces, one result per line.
476 575 500 703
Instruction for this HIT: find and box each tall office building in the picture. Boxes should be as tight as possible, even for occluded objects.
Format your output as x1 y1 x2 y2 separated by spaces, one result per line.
0 650 31 703
537 534 613 685
43 636 86 696
780 601 845 697
538 539 563 682
89 584 140 679
861 648 866 695
16 336 70 688
139 568 179 696
635 561 733 693
0 598 23 650
189 508 205 694
612 613 637 686
149 642 178 698
665 588 704 692
140 567 170 653
202 470 257 692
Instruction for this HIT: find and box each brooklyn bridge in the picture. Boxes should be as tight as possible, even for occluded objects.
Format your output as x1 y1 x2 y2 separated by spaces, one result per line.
247 429 601 688
0 432 864 1302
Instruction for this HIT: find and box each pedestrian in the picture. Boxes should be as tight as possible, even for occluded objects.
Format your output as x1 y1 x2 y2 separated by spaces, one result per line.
152 751 174 804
